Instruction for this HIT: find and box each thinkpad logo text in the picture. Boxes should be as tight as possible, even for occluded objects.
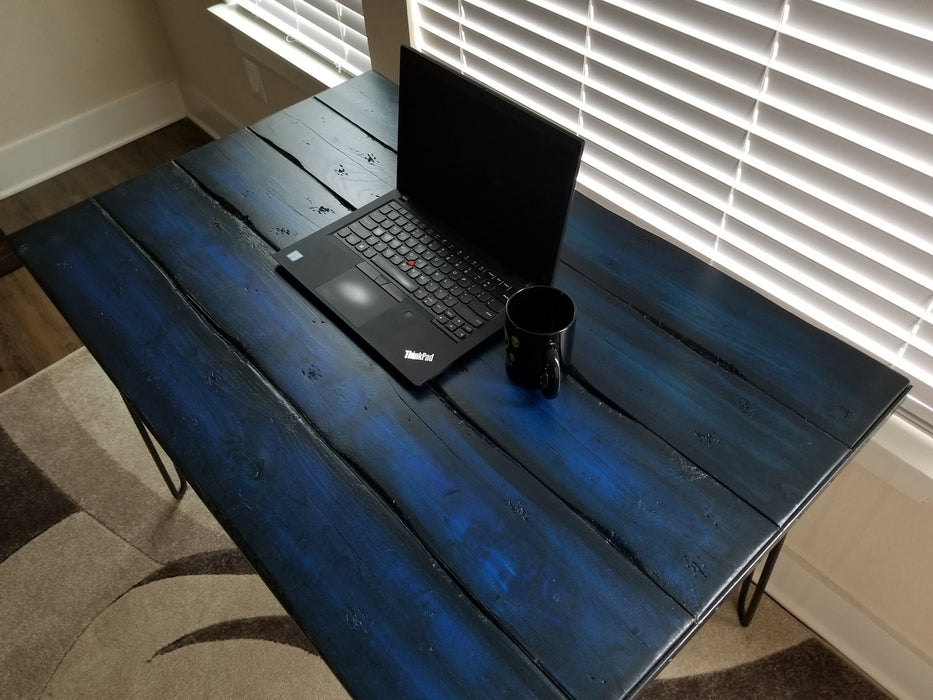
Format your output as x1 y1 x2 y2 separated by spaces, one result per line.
404 350 435 362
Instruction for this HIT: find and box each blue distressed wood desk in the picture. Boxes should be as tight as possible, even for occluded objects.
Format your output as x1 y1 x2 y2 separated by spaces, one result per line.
11 72 910 698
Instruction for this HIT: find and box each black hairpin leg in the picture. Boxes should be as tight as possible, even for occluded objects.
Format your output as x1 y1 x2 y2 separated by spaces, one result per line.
737 537 785 626
121 394 187 500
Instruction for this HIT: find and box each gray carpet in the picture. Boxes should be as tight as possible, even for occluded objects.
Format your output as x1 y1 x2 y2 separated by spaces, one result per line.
0 349 889 698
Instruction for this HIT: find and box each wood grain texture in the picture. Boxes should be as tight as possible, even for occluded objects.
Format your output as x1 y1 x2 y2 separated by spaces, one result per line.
314 70 400 150
555 263 850 528
0 267 81 392
437 339 778 616
94 162 694 698
0 232 22 276
10 200 565 700
177 129 350 250
561 195 911 448
9 73 910 699
250 97 396 209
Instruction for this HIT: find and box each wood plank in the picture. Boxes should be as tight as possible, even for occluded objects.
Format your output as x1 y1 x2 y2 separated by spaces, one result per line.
561 195 911 448
177 129 350 249
437 341 778 616
315 70 400 150
250 97 396 209
0 231 22 275
554 262 851 528
0 266 82 393
10 200 565 700
94 164 695 698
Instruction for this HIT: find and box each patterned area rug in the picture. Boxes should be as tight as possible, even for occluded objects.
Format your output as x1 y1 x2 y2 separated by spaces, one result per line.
0 349 888 698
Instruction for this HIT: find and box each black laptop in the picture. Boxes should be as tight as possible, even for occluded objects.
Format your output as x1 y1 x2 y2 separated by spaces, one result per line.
274 46 583 385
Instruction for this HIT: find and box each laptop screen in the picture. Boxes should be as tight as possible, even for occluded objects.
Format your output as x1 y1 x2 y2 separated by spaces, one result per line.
396 47 583 286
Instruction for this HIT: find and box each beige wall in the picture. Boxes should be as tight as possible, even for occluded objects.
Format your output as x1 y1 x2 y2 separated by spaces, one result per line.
791 457 932 656
0 0 177 144
774 416 933 696
0 0 183 195
362 0 412 83
152 0 323 137
152 0 412 137
1 0 414 192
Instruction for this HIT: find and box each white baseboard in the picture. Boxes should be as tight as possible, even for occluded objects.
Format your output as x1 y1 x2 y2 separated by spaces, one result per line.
767 550 933 700
0 80 186 199
178 84 244 140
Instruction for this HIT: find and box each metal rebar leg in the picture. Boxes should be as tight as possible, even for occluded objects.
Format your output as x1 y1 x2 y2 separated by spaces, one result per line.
121 394 187 500
737 537 785 626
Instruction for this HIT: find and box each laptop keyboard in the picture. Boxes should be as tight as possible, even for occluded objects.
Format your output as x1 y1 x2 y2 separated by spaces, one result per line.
335 200 515 342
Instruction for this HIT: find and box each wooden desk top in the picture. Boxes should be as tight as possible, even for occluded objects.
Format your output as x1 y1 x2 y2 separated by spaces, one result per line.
12 72 909 698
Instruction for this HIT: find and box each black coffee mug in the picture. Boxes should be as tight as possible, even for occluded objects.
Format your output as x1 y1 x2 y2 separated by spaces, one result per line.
504 286 576 399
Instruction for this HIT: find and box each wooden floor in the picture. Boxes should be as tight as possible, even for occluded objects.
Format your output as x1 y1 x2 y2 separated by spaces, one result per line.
0 120 213 393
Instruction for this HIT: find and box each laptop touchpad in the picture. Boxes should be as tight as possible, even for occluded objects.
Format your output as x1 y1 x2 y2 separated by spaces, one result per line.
316 267 399 327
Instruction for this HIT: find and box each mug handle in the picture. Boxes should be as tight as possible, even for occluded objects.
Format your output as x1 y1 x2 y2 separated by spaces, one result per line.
541 342 561 399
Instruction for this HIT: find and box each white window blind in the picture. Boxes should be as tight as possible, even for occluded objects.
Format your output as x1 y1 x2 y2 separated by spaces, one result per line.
412 0 933 432
231 0 370 76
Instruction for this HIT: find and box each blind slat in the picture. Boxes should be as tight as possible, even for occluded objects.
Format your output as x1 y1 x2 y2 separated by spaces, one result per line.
720 212 926 335
728 189 933 307
715 238 908 361
771 38 933 131
233 0 371 76
785 0 933 88
579 163 721 255
586 34 758 131
753 106 933 215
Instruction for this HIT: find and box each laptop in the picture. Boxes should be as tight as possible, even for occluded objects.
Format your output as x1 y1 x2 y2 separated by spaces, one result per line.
274 46 583 386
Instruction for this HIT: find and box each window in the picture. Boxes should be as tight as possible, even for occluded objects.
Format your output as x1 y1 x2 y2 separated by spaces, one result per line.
215 0 371 84
412 0 933 432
